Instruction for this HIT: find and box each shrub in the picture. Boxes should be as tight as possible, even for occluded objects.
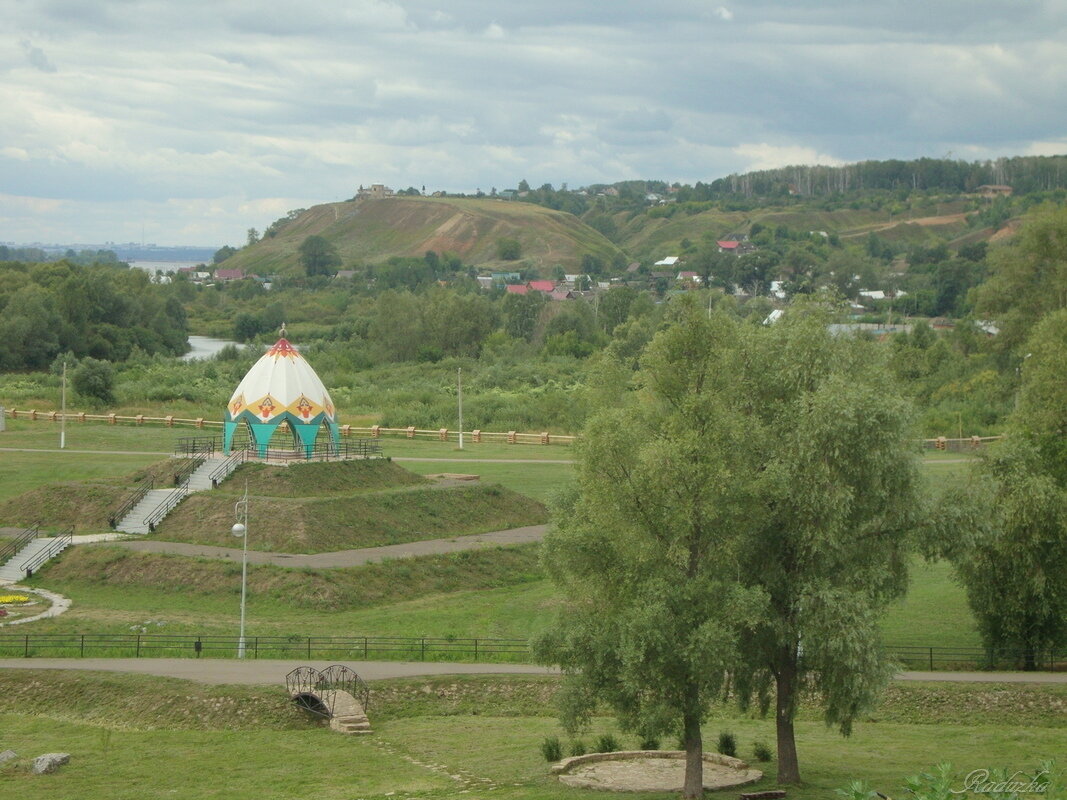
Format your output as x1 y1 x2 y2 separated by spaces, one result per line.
568 740 586 757
72 357 115 405
594 734 620 753
638 735 660 751
717 731 737 757
540 736 562 762
752 741 773 762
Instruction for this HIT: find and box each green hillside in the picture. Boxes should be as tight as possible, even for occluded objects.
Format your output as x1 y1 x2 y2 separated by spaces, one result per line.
613 202 978 262
225 195 625 274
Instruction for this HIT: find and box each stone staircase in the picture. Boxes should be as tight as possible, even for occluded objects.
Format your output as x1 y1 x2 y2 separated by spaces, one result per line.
0 537 72 583
114 457 232 534
322 690 373 735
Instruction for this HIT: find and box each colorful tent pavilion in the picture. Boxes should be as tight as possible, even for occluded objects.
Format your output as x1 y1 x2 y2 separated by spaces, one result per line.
223 335 339 456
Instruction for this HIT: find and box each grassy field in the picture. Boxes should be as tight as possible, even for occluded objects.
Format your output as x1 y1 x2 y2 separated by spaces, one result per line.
0 670 1063 800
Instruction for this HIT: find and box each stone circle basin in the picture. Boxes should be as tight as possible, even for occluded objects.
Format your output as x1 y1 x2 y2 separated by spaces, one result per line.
551 750 763 793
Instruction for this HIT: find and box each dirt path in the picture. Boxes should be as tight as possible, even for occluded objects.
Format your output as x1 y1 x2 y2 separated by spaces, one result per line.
0 658 1062 686
97 524 549 567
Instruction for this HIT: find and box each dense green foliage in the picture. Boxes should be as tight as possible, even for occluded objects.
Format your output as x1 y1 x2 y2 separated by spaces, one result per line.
536 299 924 790
0 260 188 370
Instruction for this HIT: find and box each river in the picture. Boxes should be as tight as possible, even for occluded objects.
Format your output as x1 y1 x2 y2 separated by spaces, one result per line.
183 335 245 361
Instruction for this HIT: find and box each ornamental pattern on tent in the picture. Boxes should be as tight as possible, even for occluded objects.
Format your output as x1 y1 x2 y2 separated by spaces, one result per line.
222 334 339 456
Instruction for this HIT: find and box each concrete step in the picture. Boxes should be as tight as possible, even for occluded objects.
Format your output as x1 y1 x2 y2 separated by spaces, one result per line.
0 537 70 582
115 489 182 534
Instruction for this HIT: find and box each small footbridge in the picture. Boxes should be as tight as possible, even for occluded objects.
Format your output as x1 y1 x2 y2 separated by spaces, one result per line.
285 664 372 735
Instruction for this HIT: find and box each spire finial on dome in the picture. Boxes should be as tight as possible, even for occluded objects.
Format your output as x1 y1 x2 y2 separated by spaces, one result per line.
280 322 287 338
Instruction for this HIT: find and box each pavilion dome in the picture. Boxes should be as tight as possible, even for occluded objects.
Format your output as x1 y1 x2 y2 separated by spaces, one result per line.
223 333 338 455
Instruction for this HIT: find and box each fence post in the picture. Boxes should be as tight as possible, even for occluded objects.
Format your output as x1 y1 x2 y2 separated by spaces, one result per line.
80 634 85 658
929 647 934 671
254 637 259 659
136 634 141 657
24 634 29 658
307 637 312 659
364 636 368 659
474 638 478 660
421 637 426 660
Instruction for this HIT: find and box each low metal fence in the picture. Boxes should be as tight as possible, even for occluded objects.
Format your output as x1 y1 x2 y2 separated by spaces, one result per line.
0 632 1063 671
0 633 531 662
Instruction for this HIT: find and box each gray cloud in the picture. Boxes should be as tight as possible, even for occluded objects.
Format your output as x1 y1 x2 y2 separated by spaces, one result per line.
20 39 56 72
3 0 1067 244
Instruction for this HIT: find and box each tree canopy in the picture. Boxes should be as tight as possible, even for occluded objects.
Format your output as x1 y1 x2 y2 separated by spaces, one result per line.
536 299 924 791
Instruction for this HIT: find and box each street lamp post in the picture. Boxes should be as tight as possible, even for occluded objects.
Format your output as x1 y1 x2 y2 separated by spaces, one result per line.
231 480 250 658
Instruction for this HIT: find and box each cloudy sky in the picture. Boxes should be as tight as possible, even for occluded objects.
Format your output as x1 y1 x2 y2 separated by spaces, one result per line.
4 1 1067 246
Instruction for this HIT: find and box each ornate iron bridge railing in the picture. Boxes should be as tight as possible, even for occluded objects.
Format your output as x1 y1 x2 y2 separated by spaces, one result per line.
286 664 370 716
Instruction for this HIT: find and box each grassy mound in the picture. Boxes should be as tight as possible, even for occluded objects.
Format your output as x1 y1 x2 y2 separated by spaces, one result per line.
155 483 547 553
217 459 426 497
0 669 315 730
36 543 544 612
0 458 188 531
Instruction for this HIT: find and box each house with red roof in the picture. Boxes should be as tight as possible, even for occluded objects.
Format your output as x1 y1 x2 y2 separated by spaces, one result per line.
505 284 529 295
214 268 245 281
528 280 555 293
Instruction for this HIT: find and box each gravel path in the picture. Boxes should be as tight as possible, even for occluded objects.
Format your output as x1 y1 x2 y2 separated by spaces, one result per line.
96 524 549 567
0 658 1062 685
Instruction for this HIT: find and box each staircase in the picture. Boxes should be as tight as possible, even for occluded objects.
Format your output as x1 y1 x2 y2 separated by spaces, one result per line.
323 690 373 735
113 456 232 534
0 532 73 583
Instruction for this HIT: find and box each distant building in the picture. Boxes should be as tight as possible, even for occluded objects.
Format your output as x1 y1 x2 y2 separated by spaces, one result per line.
357 184 395 200
505 284 529 295
654 256 680 267
214 268 245 281
528 280 555 294
975 185 1013 198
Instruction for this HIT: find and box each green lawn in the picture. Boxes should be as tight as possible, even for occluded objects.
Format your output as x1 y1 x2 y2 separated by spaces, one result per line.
881 558 979 649
0 450 161 504
400 458 574 503
0 670 1063 800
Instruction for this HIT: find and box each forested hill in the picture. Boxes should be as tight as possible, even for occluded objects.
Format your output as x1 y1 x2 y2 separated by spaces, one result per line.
676 155 1067 201
222 195 626 275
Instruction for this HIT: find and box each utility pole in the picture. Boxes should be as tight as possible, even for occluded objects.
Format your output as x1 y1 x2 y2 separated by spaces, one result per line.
60 361 67 449
457 367 464 450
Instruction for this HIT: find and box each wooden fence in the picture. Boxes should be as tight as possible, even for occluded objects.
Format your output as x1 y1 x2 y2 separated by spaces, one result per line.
0 406 1002 450
0 406 576 446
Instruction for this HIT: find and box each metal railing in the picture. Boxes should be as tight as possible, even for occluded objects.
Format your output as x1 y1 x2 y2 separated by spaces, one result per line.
172 455 205 486
209 448 247 487
0 632 1064 672
21 528 73 577
109 480 154 529
0 525 39 565
143 482 190 532
175 436 220 456
286 664 371 714
0 633 531 662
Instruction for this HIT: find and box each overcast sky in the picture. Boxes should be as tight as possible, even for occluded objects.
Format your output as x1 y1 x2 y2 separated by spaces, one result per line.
4 0 1067 247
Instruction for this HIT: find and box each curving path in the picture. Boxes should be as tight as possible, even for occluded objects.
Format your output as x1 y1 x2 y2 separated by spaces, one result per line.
96 524 549 568
0 658 1063 685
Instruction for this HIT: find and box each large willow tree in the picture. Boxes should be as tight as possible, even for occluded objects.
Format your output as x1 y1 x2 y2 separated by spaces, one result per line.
536 299 923 793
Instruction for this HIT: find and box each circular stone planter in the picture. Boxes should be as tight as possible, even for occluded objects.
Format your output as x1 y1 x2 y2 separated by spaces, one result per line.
551 750 763 793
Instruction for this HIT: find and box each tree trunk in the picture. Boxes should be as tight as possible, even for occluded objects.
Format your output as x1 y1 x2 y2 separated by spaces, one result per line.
775 646 802 784
682 684 704 799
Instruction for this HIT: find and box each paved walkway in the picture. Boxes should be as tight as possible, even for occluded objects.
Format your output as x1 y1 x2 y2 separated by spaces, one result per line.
98 525 549 568
0 658 1062 685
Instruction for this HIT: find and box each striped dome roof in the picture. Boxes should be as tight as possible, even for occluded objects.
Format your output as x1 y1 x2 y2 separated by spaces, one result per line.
225 337 336 426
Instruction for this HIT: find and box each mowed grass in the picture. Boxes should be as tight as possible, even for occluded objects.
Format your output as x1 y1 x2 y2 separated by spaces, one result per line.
399 459 574 503
21 543 974 651
0 670 1063 800
881 558 979 649
18 544 551 641
156 483 546 553
0 450 161 505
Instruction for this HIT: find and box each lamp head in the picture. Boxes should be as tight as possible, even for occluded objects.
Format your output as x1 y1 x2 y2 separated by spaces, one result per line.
231 523 246 538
